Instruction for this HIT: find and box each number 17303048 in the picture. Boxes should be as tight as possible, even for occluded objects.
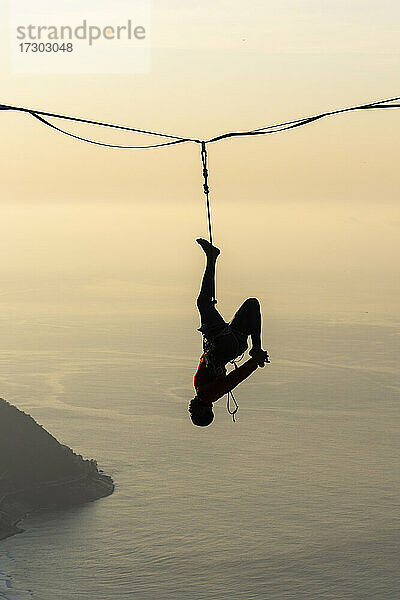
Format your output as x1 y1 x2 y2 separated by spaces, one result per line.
19 42 73 52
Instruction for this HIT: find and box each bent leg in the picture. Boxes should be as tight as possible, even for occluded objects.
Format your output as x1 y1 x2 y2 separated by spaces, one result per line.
229 297 262 351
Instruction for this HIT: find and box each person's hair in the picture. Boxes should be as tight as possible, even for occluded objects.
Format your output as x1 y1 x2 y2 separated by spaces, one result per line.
188 397 214 427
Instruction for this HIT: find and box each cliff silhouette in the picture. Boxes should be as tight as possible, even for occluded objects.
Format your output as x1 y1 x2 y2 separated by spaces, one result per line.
0 398 114 540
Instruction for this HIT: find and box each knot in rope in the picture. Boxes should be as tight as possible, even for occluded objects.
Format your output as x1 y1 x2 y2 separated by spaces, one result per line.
201 141 210 195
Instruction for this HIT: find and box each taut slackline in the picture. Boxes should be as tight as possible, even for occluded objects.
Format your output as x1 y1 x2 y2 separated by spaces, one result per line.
1 95 400 300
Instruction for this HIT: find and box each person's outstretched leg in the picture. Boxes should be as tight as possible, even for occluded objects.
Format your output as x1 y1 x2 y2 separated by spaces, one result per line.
196 238 225 333
196 238 219 307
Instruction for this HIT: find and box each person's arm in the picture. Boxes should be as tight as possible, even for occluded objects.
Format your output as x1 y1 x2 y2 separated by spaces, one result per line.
204 357 259 401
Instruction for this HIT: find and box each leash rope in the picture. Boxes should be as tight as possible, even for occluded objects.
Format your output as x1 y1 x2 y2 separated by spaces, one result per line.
200 141 213 246
200 141 216 303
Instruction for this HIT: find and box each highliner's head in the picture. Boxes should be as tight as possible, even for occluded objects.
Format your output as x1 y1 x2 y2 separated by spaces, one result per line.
188 397 214 427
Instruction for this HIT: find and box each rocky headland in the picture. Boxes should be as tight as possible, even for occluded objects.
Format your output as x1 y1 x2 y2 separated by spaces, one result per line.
0 398 114 540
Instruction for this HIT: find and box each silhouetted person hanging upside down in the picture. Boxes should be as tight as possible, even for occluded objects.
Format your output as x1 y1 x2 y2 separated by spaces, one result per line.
189 238 269 427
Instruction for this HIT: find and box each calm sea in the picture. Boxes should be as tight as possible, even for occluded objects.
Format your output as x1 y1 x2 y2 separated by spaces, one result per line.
0 201 399 599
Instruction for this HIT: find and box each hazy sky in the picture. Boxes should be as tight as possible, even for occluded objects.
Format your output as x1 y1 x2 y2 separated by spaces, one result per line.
0 1 399 203
0 1 399 319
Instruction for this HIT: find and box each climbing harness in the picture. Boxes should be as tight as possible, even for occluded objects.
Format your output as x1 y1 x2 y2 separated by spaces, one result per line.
202 335 223 377
202 325 244 371
202 325 246 421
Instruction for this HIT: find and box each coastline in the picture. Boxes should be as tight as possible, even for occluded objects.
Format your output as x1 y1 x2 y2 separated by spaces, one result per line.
0 467 114 542
0 398 115 542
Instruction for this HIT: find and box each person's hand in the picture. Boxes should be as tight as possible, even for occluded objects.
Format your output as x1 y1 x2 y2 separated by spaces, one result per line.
250 348 270 367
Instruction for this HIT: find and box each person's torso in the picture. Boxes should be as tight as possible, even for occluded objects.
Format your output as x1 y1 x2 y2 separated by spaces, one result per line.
194 354 226 390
